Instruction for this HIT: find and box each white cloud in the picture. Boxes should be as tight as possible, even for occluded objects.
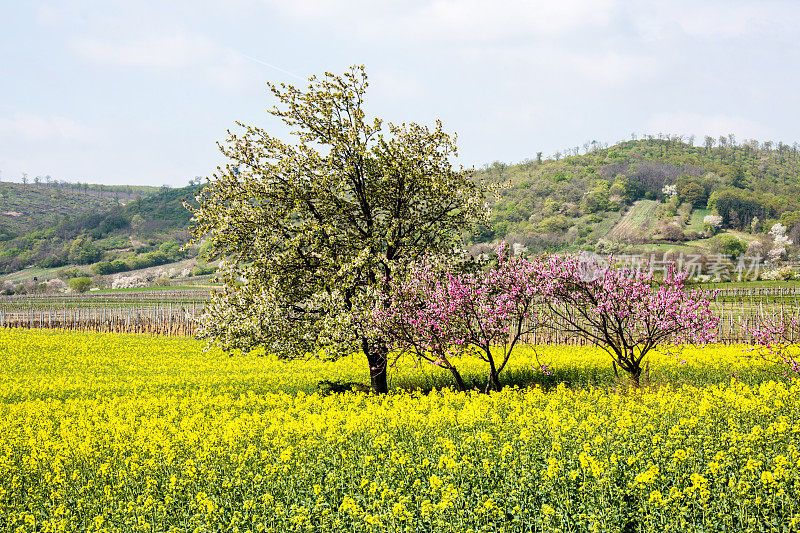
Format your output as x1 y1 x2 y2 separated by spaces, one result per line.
671 3 785 39
71 32 215 69
630 1 799 41
265 0 619 42
0 112 98 144
645 111 772 141
462 45 657 88
405 0 618 41
0 112 107 183
370 69 425 101
36 4 62 26
69 32 257 91
537 49 656 86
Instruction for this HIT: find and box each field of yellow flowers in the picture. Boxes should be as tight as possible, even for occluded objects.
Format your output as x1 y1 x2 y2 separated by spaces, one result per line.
2 329 800 532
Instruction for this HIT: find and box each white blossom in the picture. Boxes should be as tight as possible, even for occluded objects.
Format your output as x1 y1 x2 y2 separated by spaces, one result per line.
111 274 148 290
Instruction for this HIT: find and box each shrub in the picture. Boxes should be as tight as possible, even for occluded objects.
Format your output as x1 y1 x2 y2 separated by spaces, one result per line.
126 251 170 271
708 234 746 259
703 214 723 235
38 255 68 269
68 277 92 293
92 260 128 275
191 265 217 277
537 215 571 234
760 267 795 281
111 274 147 290
57 267 83 280
660 223 685 242
43 278 67 293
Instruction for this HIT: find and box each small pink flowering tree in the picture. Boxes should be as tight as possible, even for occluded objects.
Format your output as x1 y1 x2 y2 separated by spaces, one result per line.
742 316 800 378
530 254 719 387
369 261 470 391
371 243 539 392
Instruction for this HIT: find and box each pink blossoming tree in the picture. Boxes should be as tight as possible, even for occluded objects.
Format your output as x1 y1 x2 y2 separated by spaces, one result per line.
530 254 719 387
742 315 800 377
371 243 539 392
371 246 719 391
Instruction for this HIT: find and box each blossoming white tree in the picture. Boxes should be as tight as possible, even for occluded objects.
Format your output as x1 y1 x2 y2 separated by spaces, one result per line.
188 66 488 393
768 223 792 263
703 214 723 235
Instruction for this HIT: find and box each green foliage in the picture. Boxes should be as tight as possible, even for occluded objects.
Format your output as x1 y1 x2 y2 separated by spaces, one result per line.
56 267 84 280
780 210 800 229
0 182 123 236
480 138 800 252
678 180 707 207
68 276 91 293
67 236 102 265
0 225 15 242
0 184 201 274
537 215 572 234
609 174 641 203
191 264 217 277
707 189 771 229
582 181 610 214
127 251 170 270
189 66 488 393
92 260 128 275
708 233 747 258
38 255 68 269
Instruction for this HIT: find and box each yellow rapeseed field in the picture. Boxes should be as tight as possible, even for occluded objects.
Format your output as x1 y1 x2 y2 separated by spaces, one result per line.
1 329 799 532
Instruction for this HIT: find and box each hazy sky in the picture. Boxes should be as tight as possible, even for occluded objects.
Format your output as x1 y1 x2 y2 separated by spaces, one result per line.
1 1 798 187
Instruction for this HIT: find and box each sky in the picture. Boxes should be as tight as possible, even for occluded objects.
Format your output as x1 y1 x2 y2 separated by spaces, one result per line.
0 0 798 187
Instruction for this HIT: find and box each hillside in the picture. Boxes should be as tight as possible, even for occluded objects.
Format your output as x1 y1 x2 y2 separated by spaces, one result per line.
0 182 156 240
0 183 205 279
3 136 800 290
473 137 800 259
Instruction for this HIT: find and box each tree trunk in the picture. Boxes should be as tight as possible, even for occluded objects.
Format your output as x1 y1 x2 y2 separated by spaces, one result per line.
448 366 466 391
491 371 502 392
370 362 388 394
484 357 501 393
629 366 641 389
364 339 389 394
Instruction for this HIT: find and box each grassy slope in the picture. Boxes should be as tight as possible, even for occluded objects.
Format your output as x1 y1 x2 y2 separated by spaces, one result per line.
0 184 203 277
0 256 209 284
0 183 124 236
605 199 659 241
5 137 800 279
687 208 712 232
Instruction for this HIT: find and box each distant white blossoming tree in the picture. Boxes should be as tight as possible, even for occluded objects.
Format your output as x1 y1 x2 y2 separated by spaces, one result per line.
703 214 723 235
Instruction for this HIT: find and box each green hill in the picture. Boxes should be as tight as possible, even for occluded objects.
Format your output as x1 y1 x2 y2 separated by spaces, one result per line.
2 136 800 285
0 183 202 275
0 182 153 238
474 138 800 257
